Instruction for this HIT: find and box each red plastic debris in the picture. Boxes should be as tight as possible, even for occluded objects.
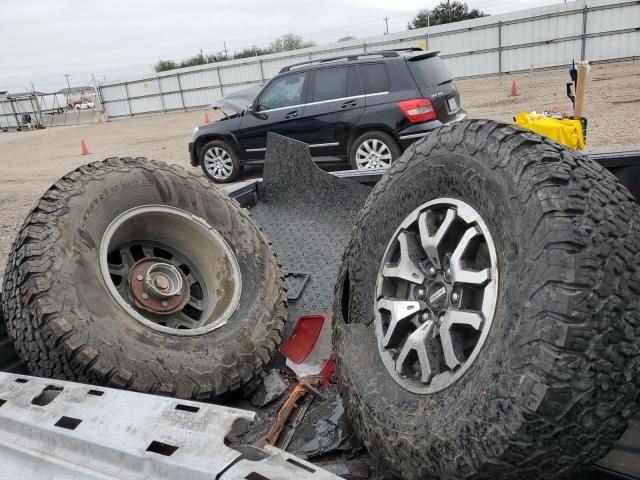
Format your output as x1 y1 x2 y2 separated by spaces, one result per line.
318 356 336 386
279 314 326 364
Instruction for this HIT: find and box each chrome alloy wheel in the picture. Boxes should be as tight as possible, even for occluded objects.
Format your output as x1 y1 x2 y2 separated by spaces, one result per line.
203 146 234 180
99 205 242 336
355 139 392 169
374 198 498 394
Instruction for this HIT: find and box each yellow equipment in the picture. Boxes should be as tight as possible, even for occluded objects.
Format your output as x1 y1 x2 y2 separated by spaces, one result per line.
514 112 585 150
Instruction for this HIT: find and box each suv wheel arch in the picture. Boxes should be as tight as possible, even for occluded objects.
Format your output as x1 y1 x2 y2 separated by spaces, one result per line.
195 135 240 163
347 126 400 154
348 129 402 170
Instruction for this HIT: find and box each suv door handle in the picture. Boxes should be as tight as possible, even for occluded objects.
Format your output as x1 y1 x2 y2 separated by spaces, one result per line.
341 100 357 109
284 110 298 119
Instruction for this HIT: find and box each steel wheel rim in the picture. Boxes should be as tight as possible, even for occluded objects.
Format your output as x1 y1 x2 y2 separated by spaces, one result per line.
355 138 392 169
204 146 234 180
99 205 242 336
374 198 498 394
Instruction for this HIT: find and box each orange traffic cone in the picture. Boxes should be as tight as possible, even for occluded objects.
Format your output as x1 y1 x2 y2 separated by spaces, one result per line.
81 140 90 156
204 112 210 123
509 80 518 97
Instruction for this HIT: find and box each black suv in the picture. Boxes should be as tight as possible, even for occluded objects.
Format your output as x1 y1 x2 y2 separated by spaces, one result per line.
189 48 465 183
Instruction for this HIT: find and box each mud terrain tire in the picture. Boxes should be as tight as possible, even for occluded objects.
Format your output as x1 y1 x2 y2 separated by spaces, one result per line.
2 157 286 400
334 120 640 479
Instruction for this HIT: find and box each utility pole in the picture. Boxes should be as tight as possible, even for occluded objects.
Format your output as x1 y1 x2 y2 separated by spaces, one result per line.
223 41 228 59
384 16 389 34
64 74 72 107
254 45 263 81
447 0 452 22
427 11 430 49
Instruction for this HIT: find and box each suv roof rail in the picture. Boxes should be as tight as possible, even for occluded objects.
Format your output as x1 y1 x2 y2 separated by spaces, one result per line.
279 48 427 73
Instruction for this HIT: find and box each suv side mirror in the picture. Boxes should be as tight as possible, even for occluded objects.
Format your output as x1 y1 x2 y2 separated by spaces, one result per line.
248 103 268 120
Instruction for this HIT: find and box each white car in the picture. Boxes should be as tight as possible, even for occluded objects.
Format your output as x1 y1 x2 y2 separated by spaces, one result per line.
74 102 95 110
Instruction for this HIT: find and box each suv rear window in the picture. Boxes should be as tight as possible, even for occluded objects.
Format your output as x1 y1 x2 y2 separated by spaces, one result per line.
360 64 389 94
407 56 454 88
311 66 348 102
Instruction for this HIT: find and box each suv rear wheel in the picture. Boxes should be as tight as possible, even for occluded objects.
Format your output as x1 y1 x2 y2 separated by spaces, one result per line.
200 140 241 183
349 131 400 170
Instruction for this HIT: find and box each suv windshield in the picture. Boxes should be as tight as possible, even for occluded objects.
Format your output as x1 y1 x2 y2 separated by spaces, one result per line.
257 72 305 111
407 56 454 88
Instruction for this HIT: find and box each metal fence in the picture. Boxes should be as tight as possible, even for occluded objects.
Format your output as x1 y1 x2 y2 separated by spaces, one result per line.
0 95 43 130
0 87 102 130
97 0 639 118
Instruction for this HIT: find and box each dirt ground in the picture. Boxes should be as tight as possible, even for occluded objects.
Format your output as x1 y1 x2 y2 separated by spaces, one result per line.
1 59 639 266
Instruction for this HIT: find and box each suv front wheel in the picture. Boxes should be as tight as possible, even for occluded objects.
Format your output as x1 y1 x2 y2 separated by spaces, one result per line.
349 131 400 170
200 140 241 183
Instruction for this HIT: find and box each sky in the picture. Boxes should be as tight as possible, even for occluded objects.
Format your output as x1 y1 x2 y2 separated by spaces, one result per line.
0 0 567 92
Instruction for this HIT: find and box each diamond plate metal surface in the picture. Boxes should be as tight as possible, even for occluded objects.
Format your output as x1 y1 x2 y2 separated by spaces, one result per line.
249 134 371 334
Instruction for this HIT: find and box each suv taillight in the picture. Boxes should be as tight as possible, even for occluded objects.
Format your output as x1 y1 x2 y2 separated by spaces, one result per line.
397 98 436 123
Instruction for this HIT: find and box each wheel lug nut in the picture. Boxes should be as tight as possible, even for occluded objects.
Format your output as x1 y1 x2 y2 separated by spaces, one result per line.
142 293 149 300
415 287 426 300
428 266 437 276
421 312 431 322
452 292 459 302
136 274 144 281
161 300 168 307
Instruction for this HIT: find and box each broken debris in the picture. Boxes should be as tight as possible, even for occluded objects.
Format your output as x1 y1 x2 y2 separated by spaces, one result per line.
251 370 288 408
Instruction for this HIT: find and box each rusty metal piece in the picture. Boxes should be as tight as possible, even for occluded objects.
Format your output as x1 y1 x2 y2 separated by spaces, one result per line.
127 258 189 315
278 393 314 451
155 276 169 290
144 262 184 298
257 377 320 449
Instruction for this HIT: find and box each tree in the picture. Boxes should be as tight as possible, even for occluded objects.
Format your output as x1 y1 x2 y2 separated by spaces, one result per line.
233 46 271 59
269 33 315 53
178 51 207 69
408 1 486 29
154 60 178 72
338 36 356 42
153 33 315 73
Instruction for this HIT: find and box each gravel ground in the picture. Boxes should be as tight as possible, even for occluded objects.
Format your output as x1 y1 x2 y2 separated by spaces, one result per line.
457 59 640 150
1 59 639 266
